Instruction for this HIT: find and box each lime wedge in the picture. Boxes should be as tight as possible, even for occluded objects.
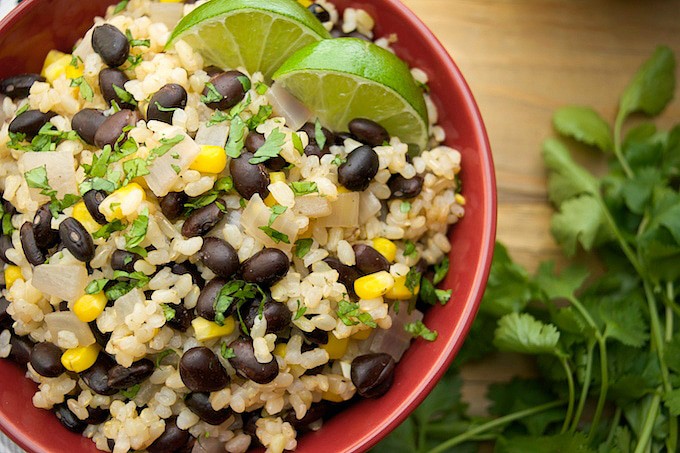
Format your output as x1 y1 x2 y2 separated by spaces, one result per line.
272 38 429 149
167 0 331 80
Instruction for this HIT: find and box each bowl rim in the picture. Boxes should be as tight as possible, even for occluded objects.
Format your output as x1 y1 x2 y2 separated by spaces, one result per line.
0 0 497 451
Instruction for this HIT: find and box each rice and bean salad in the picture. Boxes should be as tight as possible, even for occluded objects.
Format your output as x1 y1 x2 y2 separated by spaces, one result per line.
0 0 464 451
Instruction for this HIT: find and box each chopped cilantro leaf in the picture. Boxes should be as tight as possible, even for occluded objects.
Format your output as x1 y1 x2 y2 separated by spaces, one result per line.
294 238 313 259
113 0 128 14
433 257 449 285
245 105 273 130
292 132 304 155
221 343 236 359
154 102 178 113
337 300 377 328
255 82 268 95
112 84 137 106
236 75 251 92
120 384 140 399
125 29 150 47
400 201 412 213
403 240 417 258
404 320 438 341
85 278 109 295
161 304 176 321
293 300 306 320
201 82 223 104
225 116 247 158
249 128 285 164
405 267 422 294
93 220 126 239
259 226 290 244
70 77 94 102
314 118 327 149
290 181 318 196
154 349 174 367
124 207 149 252
268 204 287 226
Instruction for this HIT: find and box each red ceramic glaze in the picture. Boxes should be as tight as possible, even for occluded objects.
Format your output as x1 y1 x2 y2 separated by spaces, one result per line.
0 1 496 452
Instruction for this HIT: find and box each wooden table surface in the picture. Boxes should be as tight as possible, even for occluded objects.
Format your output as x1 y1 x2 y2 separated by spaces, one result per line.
398 0 680 416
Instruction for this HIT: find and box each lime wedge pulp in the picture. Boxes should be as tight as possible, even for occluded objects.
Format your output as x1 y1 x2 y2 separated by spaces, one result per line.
167 0 331 81
272 38 429 149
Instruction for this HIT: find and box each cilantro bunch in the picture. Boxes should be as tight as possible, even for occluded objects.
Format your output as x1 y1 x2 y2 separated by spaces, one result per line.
375 46 679 453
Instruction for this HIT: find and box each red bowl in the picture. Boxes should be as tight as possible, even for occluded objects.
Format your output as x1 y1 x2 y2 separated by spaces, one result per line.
0 1 496 452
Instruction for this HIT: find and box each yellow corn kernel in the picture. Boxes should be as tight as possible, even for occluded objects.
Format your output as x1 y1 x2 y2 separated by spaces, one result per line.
455 194 466 206
61 344 100 373
322 333 349 360
73 292 108 323
337 185 351 194
298 0 314 7
372 238 397 262
354 271 394 300
351 328 373 340
43 53 78 85
41 50 66 76
385 275 419 300
101 183 146 221
274 343 287 357
321 391 345 403
190 145 227 174
263 172 286 207
4 265 23 290
192 317 235 341
72 202 101 234
270 172 286 184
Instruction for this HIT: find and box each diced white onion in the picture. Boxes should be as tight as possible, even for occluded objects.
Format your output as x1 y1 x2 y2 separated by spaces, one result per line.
18 150 79 204
32 263 88 302
147 3 184 29
44 312 96 347
294 195 332 218
194 123 229 147
369 306 423 361
267 83 311 131
239 194 298 253
318 192 360 228
144 134 200 197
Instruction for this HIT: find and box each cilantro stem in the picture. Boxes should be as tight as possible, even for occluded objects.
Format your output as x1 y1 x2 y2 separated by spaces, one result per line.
570 339 594 433
633 393 662 453
566 295 609 438
559 356 575 434
426 400 565 453
613 110 634 178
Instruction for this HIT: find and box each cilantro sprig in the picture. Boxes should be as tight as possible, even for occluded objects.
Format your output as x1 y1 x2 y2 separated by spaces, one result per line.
376 46 680 453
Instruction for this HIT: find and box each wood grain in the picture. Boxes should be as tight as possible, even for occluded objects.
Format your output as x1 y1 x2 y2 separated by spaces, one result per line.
397 0 680 414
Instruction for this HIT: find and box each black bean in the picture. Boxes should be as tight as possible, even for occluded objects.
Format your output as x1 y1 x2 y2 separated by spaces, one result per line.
0 74 45 99
242 411 261 439
299 122 334 157
89 321 111 348
0 235 14 265
160 192 188 221
323 256 361 299
181 201 224 238
0 296 11 329
228 337 279 384
32 204 59 249
337 145 379 191
171 261 205 288
9 110 57 139
230 152 270 200
1 198 16 216
54 404 87 433
203 71 249 110
83 189 108 225
245 132 286 170
330 27 372 41
20 222 46 266
111 249 141 273
350 353 396 398
203 65 223 77
179 347 229 392
147 418 191 453
147 83 188 124
59 218 95 262
81 355 118 395
92 24 130 68
388 174 424 199
58 301 69 311
84 407 109 425
72 109 107 146
107 358 154 389
185 392 233 425
30 342 65 378
241 248 290 287
284 401 330 431
304 328 329 346
94 109 141 149
195 277 227 321
199 237 239 279
353 244 390 274
9 334 34 366
414 258 429 276
307 4 331 22
98 68 135 110
166 303 194 332
243 300 291 334
348 118 390 146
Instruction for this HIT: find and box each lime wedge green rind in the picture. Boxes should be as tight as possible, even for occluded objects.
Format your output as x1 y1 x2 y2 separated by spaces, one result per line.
167 0 331 79
273 38 429 149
